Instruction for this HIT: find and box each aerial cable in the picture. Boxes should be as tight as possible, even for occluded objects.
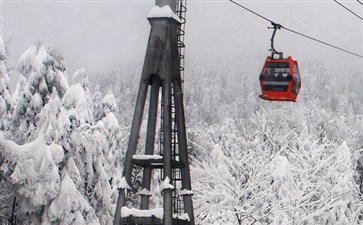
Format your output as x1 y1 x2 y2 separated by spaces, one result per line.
282 27 363 59
333 0 363 21
358 0 363 6
229 0 363 59
228 0 272 23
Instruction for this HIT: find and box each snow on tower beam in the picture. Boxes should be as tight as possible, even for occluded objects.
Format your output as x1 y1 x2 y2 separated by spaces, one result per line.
132 155 185 169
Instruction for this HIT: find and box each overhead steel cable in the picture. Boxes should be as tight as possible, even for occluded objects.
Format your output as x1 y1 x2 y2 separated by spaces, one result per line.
358 0 363 6
229 0 363 59
283 27 363 59
228 0 272 23
333 0 363 21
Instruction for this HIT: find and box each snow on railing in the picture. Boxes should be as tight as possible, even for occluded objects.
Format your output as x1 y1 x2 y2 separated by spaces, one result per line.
132 155 163 160
121 207 190 221
179 189 193 196
121 207 163 219
173 212 190 221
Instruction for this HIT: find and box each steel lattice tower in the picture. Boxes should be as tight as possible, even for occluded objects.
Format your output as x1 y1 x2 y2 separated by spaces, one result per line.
113 0 194 225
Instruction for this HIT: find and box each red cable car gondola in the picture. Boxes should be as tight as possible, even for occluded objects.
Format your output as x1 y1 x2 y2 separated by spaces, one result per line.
259 23 301 102
259 56 301 102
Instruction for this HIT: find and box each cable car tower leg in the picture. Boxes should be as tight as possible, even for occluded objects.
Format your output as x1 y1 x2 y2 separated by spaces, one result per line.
141 76 161 210
174 81 195 223
114 79 149 225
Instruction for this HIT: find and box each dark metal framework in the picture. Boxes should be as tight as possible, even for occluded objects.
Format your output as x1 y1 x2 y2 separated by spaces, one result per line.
269 22 283 59
113 1 194 225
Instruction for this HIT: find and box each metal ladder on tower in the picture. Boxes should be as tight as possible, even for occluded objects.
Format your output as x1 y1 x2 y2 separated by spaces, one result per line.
177 0 187 89
174 0 187 216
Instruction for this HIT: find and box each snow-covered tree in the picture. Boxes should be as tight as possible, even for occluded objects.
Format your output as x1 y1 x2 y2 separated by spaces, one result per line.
0 36 15 225
0 44 123 225
13 43 68 143
191 108 362 224
0 36 12 132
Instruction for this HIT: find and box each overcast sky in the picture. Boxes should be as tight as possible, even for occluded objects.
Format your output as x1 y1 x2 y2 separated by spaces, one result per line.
1 0 362 79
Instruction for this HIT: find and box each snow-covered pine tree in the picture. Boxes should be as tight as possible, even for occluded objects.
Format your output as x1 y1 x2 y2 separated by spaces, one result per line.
60 68 115 224
92 84 103 121
1 45 123 225
0 35 15 225
0 66 98 225
0 35 12 133
95 91 124 199
13 43 68 144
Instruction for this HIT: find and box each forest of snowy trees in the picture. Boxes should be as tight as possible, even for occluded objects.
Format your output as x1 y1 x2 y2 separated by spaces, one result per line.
1 35 363 225
0 38 123 225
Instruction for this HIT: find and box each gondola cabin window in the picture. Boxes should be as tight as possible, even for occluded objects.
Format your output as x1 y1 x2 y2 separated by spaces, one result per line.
263 62 290 80
260 62 291 92
292 64 301 94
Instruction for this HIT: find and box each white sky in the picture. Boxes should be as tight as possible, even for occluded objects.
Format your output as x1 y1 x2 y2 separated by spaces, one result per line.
1 0 362 78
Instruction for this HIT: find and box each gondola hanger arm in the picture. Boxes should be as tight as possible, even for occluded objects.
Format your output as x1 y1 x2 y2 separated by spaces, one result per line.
268 22 284 59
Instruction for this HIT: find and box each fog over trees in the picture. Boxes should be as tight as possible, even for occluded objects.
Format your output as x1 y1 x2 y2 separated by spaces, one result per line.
0 36 363 225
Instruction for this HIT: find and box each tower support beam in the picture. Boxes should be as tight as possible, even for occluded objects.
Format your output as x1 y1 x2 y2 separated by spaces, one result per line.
141 76 161 210
114 79 149 225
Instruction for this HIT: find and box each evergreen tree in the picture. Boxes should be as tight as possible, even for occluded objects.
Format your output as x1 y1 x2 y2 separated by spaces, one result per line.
0 36 12 132
13 43 68 143
0 45 122 225
0 36 14 224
